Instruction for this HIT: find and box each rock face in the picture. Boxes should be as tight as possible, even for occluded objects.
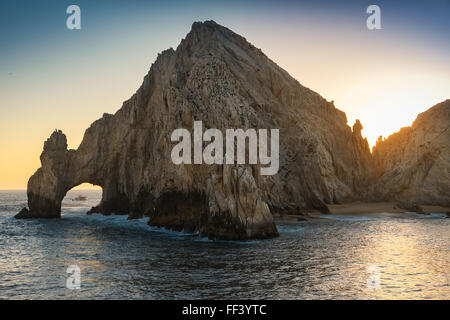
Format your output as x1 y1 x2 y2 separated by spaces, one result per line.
371 100 450 207
14 21 389 239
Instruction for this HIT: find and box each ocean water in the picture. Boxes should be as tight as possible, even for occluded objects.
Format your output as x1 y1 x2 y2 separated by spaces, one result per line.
0 190 448 300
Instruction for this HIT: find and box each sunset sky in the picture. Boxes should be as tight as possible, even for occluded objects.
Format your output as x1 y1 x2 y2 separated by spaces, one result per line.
0 0 449 189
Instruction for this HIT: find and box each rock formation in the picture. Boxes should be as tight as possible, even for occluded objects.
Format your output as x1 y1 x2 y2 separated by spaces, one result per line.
15 21 448 239
15 21 376 239
371 100 450 207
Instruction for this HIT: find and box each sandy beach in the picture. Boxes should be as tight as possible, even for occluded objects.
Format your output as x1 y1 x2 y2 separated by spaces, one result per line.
274 202 450 222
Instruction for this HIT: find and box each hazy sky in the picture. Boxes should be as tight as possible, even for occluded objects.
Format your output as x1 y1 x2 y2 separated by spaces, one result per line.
0 0 449 189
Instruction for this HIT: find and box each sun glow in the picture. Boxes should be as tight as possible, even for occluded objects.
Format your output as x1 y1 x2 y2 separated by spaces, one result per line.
337 73 450 149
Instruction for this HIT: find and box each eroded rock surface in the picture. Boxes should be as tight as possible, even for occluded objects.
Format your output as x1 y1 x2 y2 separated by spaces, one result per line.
371 100 450 206
14 21 415 239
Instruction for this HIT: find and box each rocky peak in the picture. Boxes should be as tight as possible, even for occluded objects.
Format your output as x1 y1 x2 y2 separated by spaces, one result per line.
352 120 363 135
43 130 67 152
40 130 69 168
183 20 247 49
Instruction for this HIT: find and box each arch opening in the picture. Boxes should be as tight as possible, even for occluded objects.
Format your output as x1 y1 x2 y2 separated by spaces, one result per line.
61 183 103 216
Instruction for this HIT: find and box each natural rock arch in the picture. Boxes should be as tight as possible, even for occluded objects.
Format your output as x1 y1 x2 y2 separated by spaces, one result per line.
15 21 377 240
16 131 104 218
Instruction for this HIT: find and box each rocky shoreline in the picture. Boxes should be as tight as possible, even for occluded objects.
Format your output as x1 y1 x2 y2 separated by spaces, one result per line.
15 21 450 240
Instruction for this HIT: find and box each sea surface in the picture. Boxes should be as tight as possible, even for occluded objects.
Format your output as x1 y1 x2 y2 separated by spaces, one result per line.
0 190 449 299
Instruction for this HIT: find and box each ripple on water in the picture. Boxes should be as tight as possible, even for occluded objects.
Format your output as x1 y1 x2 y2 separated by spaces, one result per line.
0 191 449 299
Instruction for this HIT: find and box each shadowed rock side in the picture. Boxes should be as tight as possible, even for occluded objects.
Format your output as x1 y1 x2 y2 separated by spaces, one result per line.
371 100 450 207
16 21 375 239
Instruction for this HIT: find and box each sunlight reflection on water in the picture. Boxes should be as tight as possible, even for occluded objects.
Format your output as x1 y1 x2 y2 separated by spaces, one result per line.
0 190 449 299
